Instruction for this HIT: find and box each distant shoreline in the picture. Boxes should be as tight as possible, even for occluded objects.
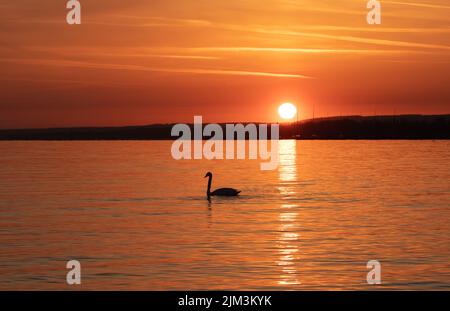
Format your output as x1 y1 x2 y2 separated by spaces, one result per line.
1 114 449 141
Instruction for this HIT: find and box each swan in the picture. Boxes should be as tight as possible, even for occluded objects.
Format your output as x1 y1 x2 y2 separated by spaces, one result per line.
204 172 241 199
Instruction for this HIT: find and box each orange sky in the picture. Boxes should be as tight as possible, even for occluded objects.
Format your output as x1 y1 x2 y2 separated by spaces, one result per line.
0 0 449 128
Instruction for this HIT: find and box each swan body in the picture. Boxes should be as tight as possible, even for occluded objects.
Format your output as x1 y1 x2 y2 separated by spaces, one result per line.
204 172 241 199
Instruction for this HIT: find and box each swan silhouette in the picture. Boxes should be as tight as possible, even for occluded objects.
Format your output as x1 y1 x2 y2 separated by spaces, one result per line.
204 172 241 199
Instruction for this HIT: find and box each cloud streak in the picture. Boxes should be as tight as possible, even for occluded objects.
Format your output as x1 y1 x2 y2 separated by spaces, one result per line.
246 27 450 50
186 46 437 55
28 45 439 57
384 1 450 9
0 58 312 79
77 15 450 51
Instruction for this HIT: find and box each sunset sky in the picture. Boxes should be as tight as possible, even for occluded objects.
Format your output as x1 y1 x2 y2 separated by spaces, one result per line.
0 0 449 128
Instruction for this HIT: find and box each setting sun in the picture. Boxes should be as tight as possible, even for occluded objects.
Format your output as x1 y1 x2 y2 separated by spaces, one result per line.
278 103 297 120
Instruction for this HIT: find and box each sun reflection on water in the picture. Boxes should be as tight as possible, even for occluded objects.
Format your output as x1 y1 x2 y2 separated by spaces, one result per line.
277 140 301 286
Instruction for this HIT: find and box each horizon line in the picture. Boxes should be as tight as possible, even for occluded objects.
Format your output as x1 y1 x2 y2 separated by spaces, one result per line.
1 113 449 131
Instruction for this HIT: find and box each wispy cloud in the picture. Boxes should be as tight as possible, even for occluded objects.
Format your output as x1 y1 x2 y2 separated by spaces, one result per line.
246 27 450 50
384 1 450 9
186 46 436 55
0 58 312 79
290 25 450 34
166 68 311 78
9 13 449 53
76 15 450 51
28 45 438 57
27 47 221 60
379 59 450 64
0 76 153 88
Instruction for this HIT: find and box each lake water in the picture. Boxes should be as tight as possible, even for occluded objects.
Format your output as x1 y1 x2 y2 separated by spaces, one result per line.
0 140 449 290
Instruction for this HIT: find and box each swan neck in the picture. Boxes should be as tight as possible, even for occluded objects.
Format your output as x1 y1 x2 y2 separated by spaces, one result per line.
207 175 212 196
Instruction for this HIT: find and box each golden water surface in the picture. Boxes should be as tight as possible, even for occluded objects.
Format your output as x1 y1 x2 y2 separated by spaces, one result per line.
0 140 449 290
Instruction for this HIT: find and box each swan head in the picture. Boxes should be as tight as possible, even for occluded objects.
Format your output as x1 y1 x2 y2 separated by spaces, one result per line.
204 172 212 178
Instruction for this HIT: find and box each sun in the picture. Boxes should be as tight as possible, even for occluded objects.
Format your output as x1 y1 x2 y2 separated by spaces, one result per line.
278 103 297 120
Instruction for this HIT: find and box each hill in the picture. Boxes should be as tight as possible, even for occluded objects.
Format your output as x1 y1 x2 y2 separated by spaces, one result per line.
0 114 448 140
